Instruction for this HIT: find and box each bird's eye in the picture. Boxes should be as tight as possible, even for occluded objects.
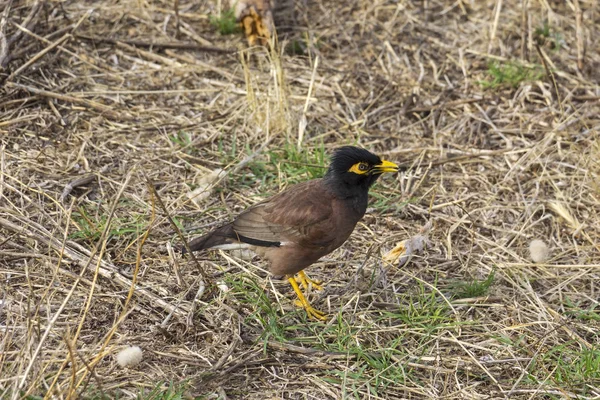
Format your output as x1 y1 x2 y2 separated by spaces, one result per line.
349 162 370 174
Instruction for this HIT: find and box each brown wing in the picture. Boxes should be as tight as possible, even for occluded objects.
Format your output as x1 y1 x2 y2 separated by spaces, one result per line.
232 179 335 247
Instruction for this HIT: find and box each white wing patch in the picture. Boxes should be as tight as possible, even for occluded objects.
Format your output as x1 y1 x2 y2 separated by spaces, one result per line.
211 243 254 251
212 242 292 250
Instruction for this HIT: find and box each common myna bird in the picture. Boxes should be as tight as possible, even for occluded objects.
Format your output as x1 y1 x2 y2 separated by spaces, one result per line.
184 146 399 320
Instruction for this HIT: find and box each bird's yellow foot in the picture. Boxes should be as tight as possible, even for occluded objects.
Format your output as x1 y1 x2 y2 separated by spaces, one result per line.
293 299 327 320
295 270 323 291
288 276 327 321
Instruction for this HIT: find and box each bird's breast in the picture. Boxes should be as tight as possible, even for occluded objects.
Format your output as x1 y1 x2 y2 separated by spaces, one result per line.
327 197 366 247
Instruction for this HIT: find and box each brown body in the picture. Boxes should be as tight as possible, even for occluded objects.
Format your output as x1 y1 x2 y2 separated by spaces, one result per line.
187 179 366 276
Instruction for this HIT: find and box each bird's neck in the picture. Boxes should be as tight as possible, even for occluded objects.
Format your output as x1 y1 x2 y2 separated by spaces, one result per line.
322 175 371 214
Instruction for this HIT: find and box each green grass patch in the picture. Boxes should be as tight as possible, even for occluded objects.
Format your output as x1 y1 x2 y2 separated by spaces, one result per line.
494 333 528 349
0 392 43 400
234 143 327 194
216 133 239 164
563 298 600 322
528 343 600 394
225 274 288 342
169 130 192 149
294 282 459 397
210 8 241 35
90 381 191 399
479 61 543 89
325 351 409 398
70 202 146 243
285 39 307 56
2 382 193 400
534 22 564 51
217 274 468 397
134 381 191 400
317 318 412 397
284 34 322 56
268 143 327 181
377 285 457 336
449 269 495 299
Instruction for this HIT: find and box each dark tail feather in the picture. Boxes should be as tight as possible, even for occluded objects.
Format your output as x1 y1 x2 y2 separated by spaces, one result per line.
181 223 236 255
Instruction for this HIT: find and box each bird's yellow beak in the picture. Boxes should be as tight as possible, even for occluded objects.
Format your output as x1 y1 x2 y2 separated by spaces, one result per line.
372 159 399 174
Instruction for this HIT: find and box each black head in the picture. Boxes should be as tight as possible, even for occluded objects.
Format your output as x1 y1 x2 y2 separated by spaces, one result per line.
324 146 398 195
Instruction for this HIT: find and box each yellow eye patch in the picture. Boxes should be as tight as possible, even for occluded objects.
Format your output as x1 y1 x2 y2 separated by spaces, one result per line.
348 162 370 175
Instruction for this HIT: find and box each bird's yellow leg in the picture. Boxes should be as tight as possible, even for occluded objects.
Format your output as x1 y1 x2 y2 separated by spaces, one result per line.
295 270 324 291
287 277 327 320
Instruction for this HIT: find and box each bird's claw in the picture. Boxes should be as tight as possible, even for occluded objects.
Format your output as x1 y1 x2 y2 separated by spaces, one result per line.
294 299 327 320
295 271 324 291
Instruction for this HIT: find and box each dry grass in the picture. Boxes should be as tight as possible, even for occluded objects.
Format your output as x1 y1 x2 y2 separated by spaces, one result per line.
1 0 600 399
